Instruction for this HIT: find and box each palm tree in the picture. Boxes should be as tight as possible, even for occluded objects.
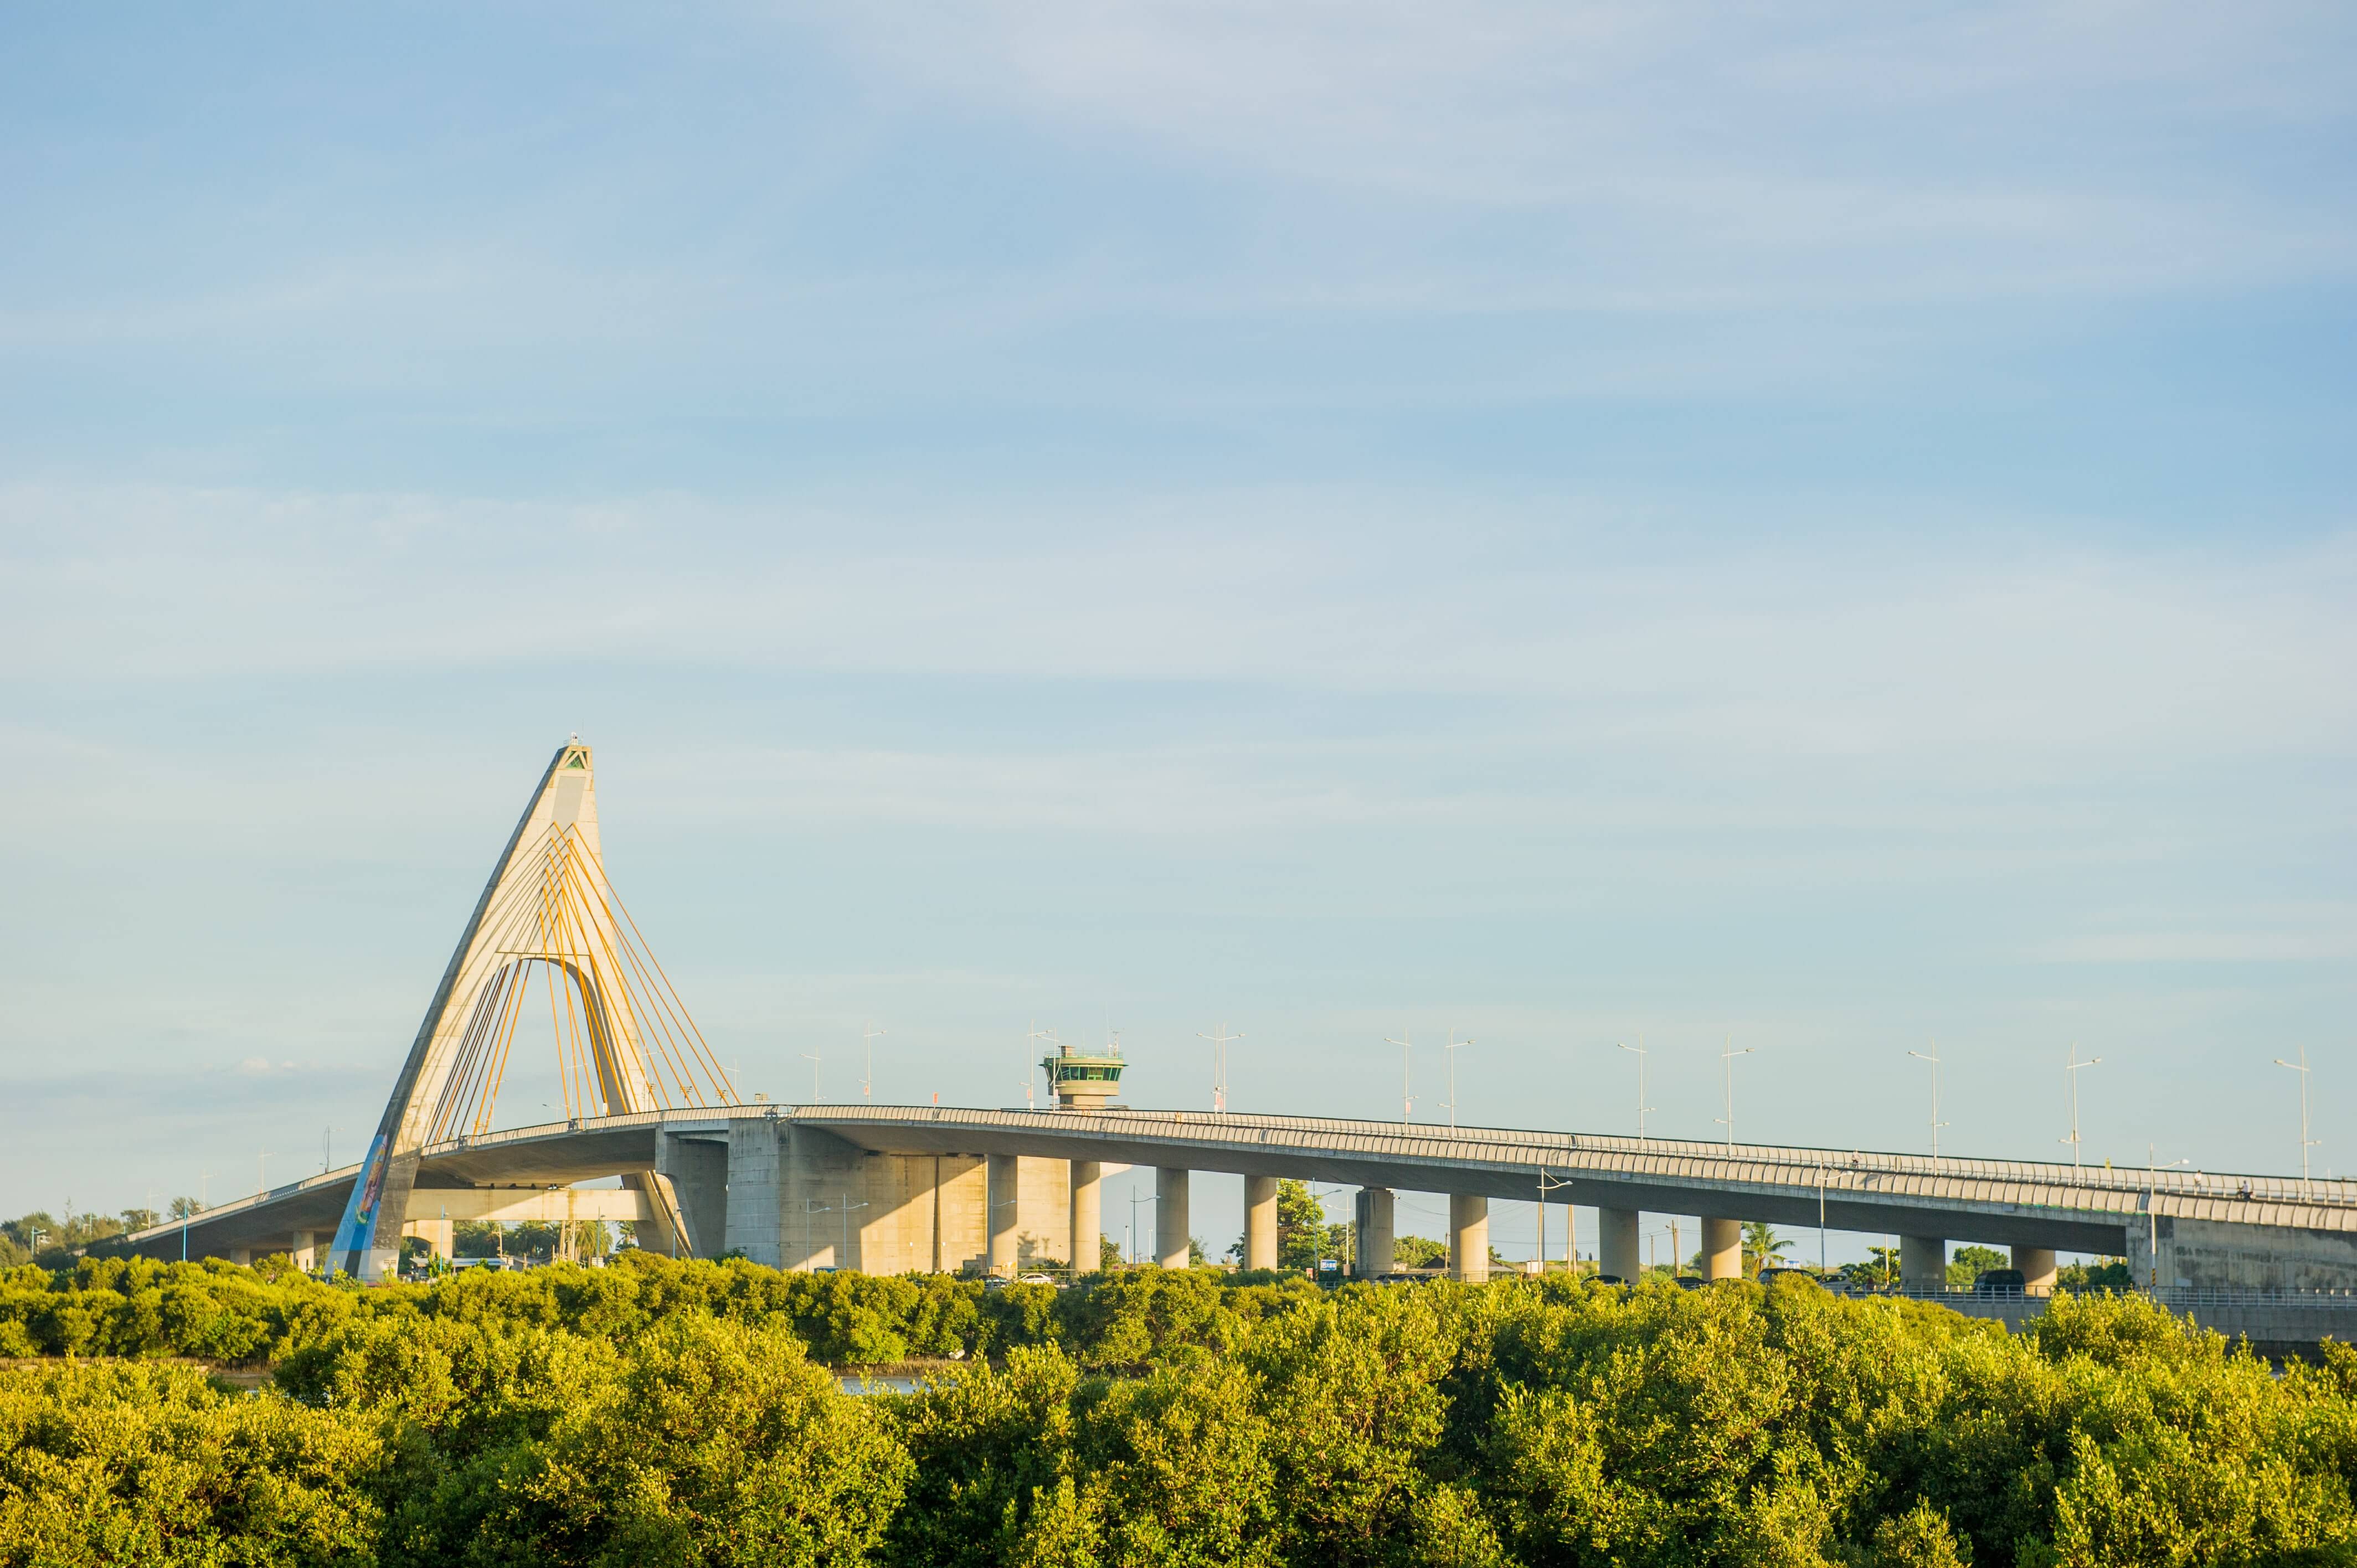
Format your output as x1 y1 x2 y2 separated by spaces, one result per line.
1742 1221 1792 1277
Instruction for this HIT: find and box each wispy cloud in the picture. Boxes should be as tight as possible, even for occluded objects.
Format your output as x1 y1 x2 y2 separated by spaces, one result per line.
6 483 2350 774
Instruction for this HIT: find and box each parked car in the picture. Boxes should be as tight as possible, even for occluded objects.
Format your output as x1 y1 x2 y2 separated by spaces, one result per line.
1973 1268 2026 1294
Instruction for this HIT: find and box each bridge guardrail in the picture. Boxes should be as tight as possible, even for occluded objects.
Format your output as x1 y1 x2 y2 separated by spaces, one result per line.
159 1100 2345 1249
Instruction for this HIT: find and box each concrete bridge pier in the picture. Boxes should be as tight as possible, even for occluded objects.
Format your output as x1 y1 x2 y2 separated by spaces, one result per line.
1450 1193 1490 1282
988 1154 1022 1275
1355 1187 1394 1277
727 1121 784 1267
1902 1234 1947 1290
2015 1246 2056 1295
1702 1217 1743 1281
1155 1167 1191 1268
1071 1160 1102 1275
655 1129 727 1258
1244 1174 1279 1270
1599 1206 1641 1281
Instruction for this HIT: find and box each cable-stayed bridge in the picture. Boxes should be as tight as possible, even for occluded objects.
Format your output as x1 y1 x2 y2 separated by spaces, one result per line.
119 742 2357 1348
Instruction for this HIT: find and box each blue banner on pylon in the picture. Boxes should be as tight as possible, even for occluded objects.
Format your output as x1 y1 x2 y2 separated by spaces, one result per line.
328 1133 392 1273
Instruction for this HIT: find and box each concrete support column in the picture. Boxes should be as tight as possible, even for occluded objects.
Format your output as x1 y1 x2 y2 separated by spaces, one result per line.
2014 1246 2057 1296
1901 1234 1947 1291
289 1231 319 1272
1355 1188 1394 1277
654 1130 728 1260
1070 1160 1102 1276
1155 1167 1191 1268
1449 1194 1490 1283
725 1120 784 1268
1701 1217 1743 1281
987 1153 1021 1276
1243 1175 1279 1271
1598 1207 1641 1282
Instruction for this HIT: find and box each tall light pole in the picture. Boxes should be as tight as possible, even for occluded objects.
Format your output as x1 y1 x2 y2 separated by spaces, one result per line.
1197 1024 1242 1113
1617 1041 1653 1139
1907 1044 1949 1158
862 1023 885 1099
801 1048 822 1103
2145 1145 2190 1291
840 1199 871 1270
1717 1040 1754 1152
1024 1021 1051 1110
1442 1031 1473 1128
2274 1046 2320 1198
1386 1030 1413 1123
2061 1046 2102 1169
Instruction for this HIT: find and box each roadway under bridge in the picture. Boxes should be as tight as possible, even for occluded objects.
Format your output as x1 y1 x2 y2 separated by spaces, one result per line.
126 1101 2357 1299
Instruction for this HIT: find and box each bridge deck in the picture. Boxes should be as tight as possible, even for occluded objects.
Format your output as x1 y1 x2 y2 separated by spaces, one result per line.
122 1103 2357 1263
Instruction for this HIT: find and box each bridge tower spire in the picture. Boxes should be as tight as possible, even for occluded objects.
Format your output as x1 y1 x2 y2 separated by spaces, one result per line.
328 741 732 1280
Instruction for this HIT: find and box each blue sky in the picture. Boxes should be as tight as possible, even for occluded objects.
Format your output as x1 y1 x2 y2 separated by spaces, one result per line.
3 4 2352 1261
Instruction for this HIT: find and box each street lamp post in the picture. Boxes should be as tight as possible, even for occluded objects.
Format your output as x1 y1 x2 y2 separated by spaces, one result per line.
1443 1032 1473 1128
1907 1044 1949 1158
2145 1147 2191 1291
1618 1040 1653 1139
1197 1024 1242 1113
1717 1040 1756 1152
1386 1031 1413 1124
2273 1046 2320 1199
2061 1046 2102 1169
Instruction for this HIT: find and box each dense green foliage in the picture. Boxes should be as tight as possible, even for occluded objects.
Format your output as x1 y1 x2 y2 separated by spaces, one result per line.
6 1252 2356 1566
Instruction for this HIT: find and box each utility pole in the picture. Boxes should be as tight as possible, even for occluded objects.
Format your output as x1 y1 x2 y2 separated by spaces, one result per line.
862 1023 885 1100
1618 1040 1653 1139
1907 1043 1948 1158
1386 1030 1413 1123
1717 1040 1754 1152
2061 1046 2102 1169
1197 1024 1241 1113
2273 1045 2320 1198
1443 1031 1473 1128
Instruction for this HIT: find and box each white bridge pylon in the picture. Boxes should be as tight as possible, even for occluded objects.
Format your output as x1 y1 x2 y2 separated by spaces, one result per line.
329 741 735 1279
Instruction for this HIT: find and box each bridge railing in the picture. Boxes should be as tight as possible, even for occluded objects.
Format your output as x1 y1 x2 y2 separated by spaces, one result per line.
774 1101 2357 1213
409 1101 2357 1221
